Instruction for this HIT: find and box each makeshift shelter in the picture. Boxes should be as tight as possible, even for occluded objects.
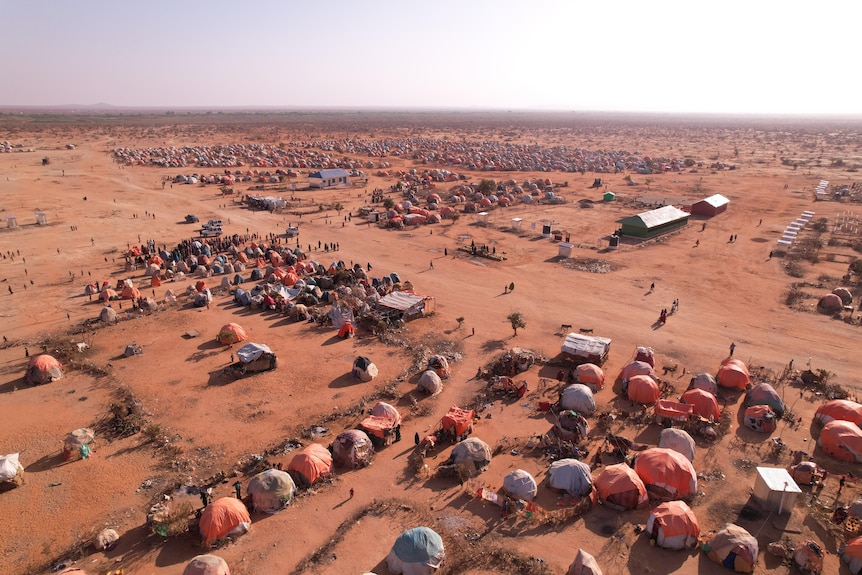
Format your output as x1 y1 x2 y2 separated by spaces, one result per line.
787 461 824 486
288 443 333 487
439 406 475 442
359 402 402 447
703 523 758 573
124 343 143 357
194 289 212 307
548 458 593 497
198 497 251 545
595 463 648 510
386 527 445 575
743 405 777 434
634 346 655 367
337 322 355 339
646 500 700 550
815 399 862 426
752 467 801 514
618 360 655 382
690 194 730 217
819 420 862 463
120 283 141 300
552 410 589 443
792 541 824 575
681 388 721 421
575 363 605 390
834 287 854 305
99 288 119 301
560 384 596 415
659 428 696 462
634 448 698 500
217 323 247 345
428 355 450 378
449 437 492 476
26 354 63 384
654 400 693 424
332 429 374 469
99 306 118 323
818 293 844 313
841 536 862 575
417 370 443 395
503 469 538 501
247 469 295 513
0 453 23 484
617 205 690 239
690 373 717 394
233 342 277 374
63 428 95 459
745 383 785 416
352 356 378 382
376 291 431 322
183 554 231 575
566 549 603 575
627 374 660 405
94 528 119 551
561 333 612 365
717 358 749 390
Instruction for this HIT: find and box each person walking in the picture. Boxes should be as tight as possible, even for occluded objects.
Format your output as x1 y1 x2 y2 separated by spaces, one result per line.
349 488 354 499
729 342 736 357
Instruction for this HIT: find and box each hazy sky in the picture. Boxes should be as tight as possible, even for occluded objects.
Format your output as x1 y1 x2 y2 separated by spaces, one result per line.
2 0 858 115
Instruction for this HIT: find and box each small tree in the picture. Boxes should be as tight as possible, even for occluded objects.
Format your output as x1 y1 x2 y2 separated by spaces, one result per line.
333 202 344 216
383 197 395 209
455 316 464 329
507 311 526 336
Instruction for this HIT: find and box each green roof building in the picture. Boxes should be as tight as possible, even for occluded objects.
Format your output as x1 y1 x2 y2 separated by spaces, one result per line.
617 205 689 238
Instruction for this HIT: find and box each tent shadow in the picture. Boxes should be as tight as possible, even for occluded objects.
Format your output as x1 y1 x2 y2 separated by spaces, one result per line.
196 339 223 352
25 452 67 473
0 376 27 395
369 557 389 575
321 336 349 346
480 339 507 353
626 532 692 573
205 370 234 387
329 373 361 389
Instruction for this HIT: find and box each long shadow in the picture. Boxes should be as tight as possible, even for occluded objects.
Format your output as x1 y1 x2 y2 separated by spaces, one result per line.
480 339 507 353
329 373 361 389
0 376 27 395
626 532 692 573
25 452 68 473
196 339 223 352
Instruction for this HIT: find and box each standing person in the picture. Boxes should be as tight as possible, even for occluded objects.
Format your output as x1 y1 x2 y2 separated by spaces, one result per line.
233 481 242 499
199 488 210 508
729 342 736 357
349 488 354 499
429 260 433 269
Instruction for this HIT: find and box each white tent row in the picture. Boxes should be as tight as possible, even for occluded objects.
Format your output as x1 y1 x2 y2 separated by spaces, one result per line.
777 239 793 246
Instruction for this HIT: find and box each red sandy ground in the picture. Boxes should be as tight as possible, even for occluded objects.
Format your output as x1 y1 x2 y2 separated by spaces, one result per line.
1 114 861 575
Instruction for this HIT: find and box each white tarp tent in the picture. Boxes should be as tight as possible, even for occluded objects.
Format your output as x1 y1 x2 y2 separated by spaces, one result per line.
236 342 273 363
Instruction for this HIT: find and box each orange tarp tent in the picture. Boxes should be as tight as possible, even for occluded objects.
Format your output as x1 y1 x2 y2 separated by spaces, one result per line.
217 323 247 345
819 420 862 463
120 285 141 300
681 388 722 420
815 399 862 426
595 463 648 510
441 406 475 437
576 363 605 389
199 497 250 544
646 500 700 550
717 358 749 390
618 360 654 381
627 375 660 405
634 448 698 499
288 443 333 486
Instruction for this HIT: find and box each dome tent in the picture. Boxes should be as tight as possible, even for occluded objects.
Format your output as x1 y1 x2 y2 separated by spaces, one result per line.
633 448 697 500
681 388 721 421
448 437 492 476
815 399 862 426
646 500 700 550
217 323 247 345
352 356 379 382
618 360 655 383
595 463 648 510
332 429 374 468
386 526 445 575
717 358 749 390
658 428 696 462
0 453 24 484
819 419 862 463
247 469 295 513
690 373 718 394
548 458 593 497
183 554 230 575
503 469 538 501
94 528 119 551
560 384 596 415
199 497 251 545
703 523 758 573
745 383 785 416
575 363 605 390
841 535 862 575
626 375 660 405
26 354 63 384
743 405 777 434
567 549 603 575
818 292 844 313
288 443 333 487
428 354 450 378
417 370 443 395
99 305 118 323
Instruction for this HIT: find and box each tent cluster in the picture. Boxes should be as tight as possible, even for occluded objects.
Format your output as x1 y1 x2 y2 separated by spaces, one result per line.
817 286 852 314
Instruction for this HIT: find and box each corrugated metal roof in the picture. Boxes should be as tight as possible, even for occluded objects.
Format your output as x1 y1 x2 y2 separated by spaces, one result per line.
561 333 612 358
699 194 730 208
755 467 801 493
618 205 690 229
310 168 350 179
377 291 425 311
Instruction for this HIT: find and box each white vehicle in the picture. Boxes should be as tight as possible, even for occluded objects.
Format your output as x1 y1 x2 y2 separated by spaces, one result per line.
200 227 222 237
203 219 223 230
286 226 300 237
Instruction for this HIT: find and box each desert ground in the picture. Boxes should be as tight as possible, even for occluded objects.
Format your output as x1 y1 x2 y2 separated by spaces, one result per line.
1 111 862 575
